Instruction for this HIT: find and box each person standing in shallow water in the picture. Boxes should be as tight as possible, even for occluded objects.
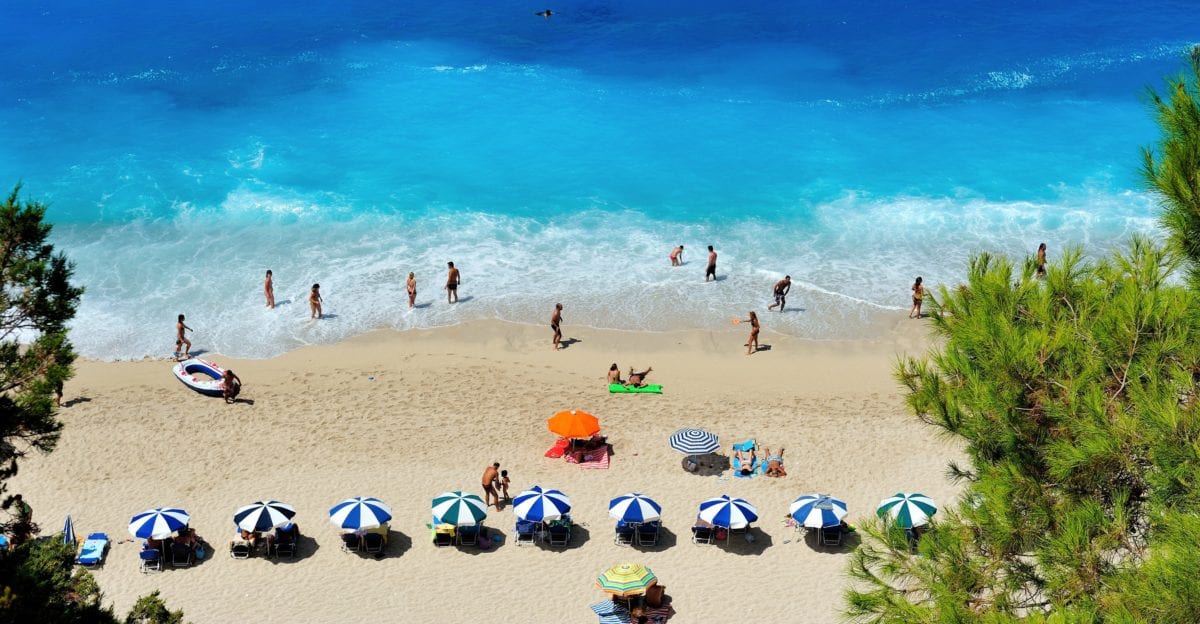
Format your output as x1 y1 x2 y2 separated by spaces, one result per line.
909 277 924 319
310 283 323 319
670 245 684 266
175 314 192 359
406 272 417 308
705 245 717 282
264 270 275 309
446 262 461 304
1036 243 1047 278
550 303 564 350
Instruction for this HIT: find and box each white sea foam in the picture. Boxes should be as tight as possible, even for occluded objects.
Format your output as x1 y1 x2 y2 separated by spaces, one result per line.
56 186 1165 360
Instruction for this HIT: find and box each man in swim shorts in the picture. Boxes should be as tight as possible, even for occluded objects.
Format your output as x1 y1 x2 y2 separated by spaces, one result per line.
706 245 717 282
482 462 501 511
446 261 461 304
670 245 684 266
767 275 792 312
550 303 563 350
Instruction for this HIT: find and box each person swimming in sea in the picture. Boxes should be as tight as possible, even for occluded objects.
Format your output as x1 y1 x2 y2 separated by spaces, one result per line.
535 9 555 19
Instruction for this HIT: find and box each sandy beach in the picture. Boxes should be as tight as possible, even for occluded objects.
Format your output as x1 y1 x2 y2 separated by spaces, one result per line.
12 317 962 623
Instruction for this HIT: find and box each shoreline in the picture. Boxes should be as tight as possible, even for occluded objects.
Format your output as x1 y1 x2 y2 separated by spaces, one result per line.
16 318 960 623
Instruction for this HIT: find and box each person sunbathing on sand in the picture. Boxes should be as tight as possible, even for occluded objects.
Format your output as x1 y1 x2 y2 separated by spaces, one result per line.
764 447 787 477
628 366 653 387
734 448 757 476
607 363 624 385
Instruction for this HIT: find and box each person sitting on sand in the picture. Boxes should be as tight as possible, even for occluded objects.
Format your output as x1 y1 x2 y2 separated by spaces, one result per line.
764 447 787 477
734 447 758 476
627 366 653 387
223 369 242 404
607 363 624 385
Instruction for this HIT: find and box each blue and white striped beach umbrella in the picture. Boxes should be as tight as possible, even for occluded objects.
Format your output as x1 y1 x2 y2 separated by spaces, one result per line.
789 494 848 529
877 493 937 528
589 602 632 624
62 514 76 547
128 507 190 540
235 500 297 533
329 497 392 531
513 485 571 522
698 495 758 529
669 428 719 455
608 493 662 524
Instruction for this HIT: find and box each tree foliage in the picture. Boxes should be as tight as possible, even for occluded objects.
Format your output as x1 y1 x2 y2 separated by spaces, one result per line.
123 592 184 624
0 184 83 536
845 240 1200 622
1143 46 1200 286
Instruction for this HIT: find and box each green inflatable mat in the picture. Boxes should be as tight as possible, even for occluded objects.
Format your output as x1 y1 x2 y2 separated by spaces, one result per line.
609 383 663 394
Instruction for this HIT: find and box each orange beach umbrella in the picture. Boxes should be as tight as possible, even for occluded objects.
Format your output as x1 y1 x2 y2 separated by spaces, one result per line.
548 410 600 439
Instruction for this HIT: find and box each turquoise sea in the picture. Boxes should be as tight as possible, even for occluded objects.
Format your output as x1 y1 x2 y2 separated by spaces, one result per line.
2 1 1194 358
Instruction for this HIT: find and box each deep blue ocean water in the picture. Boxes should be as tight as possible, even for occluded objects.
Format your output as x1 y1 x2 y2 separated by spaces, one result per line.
2 0 1194 358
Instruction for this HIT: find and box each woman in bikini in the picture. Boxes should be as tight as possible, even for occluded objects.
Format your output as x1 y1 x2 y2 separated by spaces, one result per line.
734 447 758 475
406 272 417 308
310 283 323 319
1035 243 1047 278
740 311 760 355
607 363 624 385
909 277 924 319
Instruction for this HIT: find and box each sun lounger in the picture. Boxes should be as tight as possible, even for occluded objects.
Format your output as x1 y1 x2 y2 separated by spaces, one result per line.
230 539 252 559
691 526 714 545
433 523 456 547
171 542 194 568
341 533 362 552
548 520 571 547
274 539 296 558
636 521 660 546
515 519 539 545
820 526 843 547
139 547 162 573
76 533 109 567
458 524 479 546
614 522 635 546
362 533 385 555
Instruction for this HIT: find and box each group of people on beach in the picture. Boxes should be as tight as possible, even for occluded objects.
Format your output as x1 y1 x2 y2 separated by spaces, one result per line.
907 242 1047 320
260 262 464 320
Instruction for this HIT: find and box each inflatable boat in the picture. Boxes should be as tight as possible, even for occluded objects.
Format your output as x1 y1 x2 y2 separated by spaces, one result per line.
173 358 226 396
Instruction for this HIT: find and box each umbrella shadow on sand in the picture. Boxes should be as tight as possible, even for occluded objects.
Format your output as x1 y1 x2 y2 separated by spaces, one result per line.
723 527 772 556
628 526 677 553
802 527 861 554
537 523 590 551
271 535 321 563
454 526 507 556
684 453 729 477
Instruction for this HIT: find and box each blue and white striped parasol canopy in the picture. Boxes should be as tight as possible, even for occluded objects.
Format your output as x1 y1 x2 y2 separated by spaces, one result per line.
128 507 190 539
608 493 662 524
329 497 392 531
235 500 297 533
513 485 571 522
698 495 758 529
789 494 848 528
669 428 719 455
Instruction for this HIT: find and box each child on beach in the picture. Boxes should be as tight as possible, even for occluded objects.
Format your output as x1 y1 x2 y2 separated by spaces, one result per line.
175 314 192 359
499 470 510 501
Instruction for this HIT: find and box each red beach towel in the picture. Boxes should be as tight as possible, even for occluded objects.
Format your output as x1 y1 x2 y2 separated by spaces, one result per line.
565 446 610 469
544 438 569 458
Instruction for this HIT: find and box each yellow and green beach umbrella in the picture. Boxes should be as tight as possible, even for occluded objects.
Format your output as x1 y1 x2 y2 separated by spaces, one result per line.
596 562 657 597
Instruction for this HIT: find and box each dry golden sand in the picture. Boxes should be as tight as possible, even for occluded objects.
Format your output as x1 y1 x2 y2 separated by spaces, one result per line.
12 318 962 623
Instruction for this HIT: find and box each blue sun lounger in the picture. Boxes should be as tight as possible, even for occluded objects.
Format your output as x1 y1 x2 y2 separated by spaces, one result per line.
76 533 110 567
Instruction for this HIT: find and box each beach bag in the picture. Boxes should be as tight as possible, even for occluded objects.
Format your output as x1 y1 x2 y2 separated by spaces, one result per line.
194 545 206 560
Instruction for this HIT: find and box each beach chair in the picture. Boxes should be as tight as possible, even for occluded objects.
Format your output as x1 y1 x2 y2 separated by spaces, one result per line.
636 521 660 547
515 520 539 545
433 526 455 547
548 516 571 547
614 522 635 546
274 538 297 558
821 526 843 547
139 547 162 573
76 533 110 567
362 533 385 555
230 539 252 559
691 526 714 545
458 524 479 546
171 542 194 568
341 533 362 553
